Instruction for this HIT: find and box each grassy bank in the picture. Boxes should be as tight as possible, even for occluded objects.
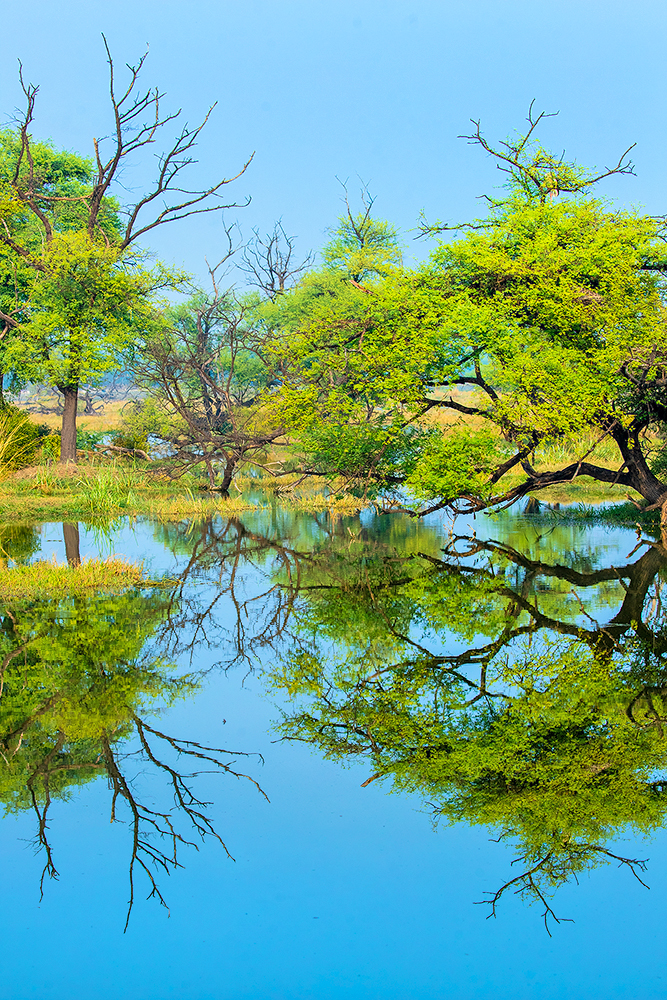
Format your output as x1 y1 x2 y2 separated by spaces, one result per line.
0 463 370 522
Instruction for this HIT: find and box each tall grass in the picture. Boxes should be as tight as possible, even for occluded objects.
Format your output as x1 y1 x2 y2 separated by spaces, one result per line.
77 466 138 516
534 431 621 469
0 408 41 475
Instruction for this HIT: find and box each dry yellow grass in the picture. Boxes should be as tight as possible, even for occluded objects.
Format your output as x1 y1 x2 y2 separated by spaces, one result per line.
18 399 127 433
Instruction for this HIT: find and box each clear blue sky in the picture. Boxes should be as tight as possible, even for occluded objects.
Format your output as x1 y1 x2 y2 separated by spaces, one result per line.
1 0 664 280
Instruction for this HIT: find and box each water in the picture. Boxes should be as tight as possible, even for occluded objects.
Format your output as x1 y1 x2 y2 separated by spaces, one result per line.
1 507 666 999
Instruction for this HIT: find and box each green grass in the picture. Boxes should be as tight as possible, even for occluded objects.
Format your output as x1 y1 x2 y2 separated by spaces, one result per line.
0 463 371 521
516 498 661 530
0 557 153 601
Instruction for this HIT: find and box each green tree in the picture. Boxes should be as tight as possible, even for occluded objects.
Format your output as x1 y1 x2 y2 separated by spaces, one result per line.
0 42 251 462
273 110 667 517
262 262 453 495
2 232 173 462
321 187 402 282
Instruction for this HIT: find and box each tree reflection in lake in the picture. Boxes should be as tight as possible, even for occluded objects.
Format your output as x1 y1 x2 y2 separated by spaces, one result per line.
3 508 667 933
266 516 667 931
0 551 265 928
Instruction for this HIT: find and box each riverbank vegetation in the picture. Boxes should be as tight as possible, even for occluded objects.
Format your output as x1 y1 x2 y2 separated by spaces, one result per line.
2 47 667 522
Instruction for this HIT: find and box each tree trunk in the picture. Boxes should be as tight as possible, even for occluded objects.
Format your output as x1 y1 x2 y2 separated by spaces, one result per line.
63 522 81 567
59 386 78 464
219 460 236 498
612 423 666 504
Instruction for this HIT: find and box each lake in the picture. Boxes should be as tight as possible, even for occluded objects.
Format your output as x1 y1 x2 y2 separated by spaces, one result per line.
0 504 665 999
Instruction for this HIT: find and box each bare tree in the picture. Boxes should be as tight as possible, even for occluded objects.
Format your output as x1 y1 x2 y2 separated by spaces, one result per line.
130 257 287 493
239 222 313 300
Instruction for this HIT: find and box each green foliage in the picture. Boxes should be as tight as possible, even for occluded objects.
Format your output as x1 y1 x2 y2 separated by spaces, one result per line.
0 523 41 565
76 428 106 451
118 397 178 447
0 131 124 394
4 233 176 391
111 428 149 453
405 428 498 501
428 196 663 430
266 123 667 508
263 267 455 488
0 405 42 469
322 210 402 281
300 421 423 493
39 433 61 462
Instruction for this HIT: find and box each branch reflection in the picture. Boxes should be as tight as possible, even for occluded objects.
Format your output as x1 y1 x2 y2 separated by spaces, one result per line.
0 546 265 928
265 514 667 931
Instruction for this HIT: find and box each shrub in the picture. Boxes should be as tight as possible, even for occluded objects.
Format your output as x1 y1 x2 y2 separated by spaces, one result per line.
0 406 42 470
40 434 61 462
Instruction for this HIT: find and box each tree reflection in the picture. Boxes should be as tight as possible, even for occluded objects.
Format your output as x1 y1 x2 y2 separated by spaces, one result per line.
6 508 667 932
153 515 312 668
266 518 667 930
0 557 264 927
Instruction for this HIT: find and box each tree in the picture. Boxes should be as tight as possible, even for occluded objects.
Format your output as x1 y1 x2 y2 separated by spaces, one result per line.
405 111 667 517
239 221 313 300
128 259 285 493
3 233 172 461
0 40 252 462
258 204 440 496
321 184 402 281
273 109 667 518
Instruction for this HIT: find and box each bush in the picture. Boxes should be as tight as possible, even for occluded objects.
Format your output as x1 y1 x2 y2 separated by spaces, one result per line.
111 429 149 453
40 434 61 462
76 428 106 451
0 406 43 470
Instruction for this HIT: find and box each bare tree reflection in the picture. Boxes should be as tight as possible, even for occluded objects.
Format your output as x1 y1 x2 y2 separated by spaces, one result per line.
154 516 308 669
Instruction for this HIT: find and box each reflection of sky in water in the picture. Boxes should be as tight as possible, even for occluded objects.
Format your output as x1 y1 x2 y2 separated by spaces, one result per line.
1 512 666 1000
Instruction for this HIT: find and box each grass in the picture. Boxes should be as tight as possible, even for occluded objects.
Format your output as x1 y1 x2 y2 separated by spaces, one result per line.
0 462 373 522
19 398 127 434
516 499 661 530
0 556 153 602
0 458 647 523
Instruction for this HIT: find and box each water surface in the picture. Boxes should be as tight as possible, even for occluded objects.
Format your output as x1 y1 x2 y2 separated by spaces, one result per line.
0 507 665 999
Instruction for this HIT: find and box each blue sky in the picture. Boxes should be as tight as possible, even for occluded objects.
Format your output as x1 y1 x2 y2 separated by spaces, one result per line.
1 0 664 281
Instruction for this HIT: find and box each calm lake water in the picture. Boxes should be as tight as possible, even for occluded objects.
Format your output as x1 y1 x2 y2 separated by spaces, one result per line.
1 505 666 1000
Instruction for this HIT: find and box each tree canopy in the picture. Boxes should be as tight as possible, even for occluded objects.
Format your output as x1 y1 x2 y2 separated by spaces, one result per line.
263 111 667 519
0 40 250 463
